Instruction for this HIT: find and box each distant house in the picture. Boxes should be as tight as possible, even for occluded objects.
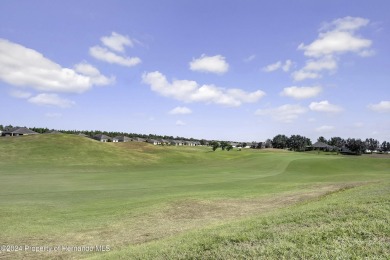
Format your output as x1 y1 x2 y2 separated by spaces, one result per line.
147 139 161 145
312 141 335 151
114 136 131 142
184 141 196 146
131 137 146 142
93 134 111 142
170 140 184 146
1 127 39 137
242 143 252 148
229 142 239 148
340 146 354 155
159 139 170 145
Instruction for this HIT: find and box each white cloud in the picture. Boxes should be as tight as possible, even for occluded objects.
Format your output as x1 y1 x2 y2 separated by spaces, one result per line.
298 17 372 58
292 70 321 81
309 100 343 113
90 32 141 67
282 60 293 72
89 46 141 67
74 62 115 85
280 86 322 99
189 54 229 74
263 61 282 72
28 93 75 108
169 106 192 115
142 71 265 107
263 60 292 72
255 104 307 123
176 120 186 126
101 32 134 52
298 31 372 58
368 101 390 113
292 56 337 81
315 125 335 133
293 16 373 81
10 90 32 99
320 16 370 34
303 56 337 71
0 39 112 93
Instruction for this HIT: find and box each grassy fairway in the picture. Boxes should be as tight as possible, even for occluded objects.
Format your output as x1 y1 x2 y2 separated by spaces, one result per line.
0 134 389 259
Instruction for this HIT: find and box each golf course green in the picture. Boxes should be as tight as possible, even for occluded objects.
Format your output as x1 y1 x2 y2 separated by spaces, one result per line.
0 134 389 259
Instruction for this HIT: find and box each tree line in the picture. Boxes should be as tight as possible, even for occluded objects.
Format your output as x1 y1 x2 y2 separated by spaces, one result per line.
1 124 389 155
271 134 390 155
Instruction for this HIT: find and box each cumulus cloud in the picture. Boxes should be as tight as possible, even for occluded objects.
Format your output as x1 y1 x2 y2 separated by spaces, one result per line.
89 46 141 67
0 39 112 93
291 70 321 81
28 93 75 108
309 100 343 113
74 62 115 85
142 71 265 107
169 106 192 115
298 17 372 57
292 16 373 81
292 56 338 81
280 86 322 99
298 31 372 58
315 125 335 133
303 56 338 71
255 104 307 123
101 32 134 52
368 101 390 113
189 54 229 74
89 32 141 67
263 60 292 72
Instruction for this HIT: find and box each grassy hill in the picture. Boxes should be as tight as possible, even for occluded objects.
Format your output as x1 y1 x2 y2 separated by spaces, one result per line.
0 134 389 259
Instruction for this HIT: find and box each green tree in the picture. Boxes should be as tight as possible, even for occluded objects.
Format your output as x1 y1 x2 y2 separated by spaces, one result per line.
210 141 220 151
264 139 273 148
288 135 310 151
328 137 345 154
317 136 327 143
365 138 379 153
220 141 228 151
345 138 366 155
272 134 289 149
380 141 390 152
226 144 233 151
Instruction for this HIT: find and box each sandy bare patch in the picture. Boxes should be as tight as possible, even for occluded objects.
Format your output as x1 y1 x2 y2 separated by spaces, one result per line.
1 183 362 260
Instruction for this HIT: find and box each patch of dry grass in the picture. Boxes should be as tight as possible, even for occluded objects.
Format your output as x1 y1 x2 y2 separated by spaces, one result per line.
0 183 360 260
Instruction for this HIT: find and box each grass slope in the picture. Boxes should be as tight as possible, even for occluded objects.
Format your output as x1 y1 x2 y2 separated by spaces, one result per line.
97 182 389 259
0 134 389 259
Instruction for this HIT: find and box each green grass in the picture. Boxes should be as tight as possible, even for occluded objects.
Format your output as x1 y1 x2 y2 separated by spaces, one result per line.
0 134 389 259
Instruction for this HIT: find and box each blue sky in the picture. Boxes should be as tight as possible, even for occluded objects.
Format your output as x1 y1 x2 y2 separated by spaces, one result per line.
1 0 389 142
